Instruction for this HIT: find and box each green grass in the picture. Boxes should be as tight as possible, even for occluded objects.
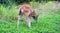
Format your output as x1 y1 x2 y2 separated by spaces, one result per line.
0 2 60 33
0 14 60 33
0 4 18 21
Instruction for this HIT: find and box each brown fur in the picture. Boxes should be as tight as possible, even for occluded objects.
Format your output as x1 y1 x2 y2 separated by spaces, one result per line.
17 4 38 28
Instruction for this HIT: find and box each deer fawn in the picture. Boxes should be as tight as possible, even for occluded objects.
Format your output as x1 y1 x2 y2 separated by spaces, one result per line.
17 4 38 28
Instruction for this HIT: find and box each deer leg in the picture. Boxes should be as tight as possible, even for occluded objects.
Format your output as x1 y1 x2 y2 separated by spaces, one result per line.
17 9 22 28
25 17 31 28
17 15 20 28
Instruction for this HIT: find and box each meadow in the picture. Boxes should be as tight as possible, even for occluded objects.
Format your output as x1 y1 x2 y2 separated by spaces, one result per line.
0 1 60 33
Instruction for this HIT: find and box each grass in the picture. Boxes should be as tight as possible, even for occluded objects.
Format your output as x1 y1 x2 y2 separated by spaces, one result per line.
0 4 18 21
0 2 60 33
0 13 60 33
